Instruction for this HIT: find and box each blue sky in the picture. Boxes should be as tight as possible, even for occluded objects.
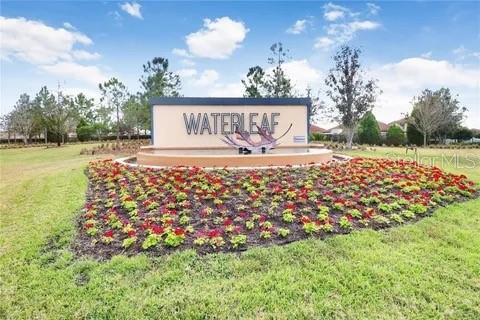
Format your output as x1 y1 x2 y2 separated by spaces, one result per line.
1 1 479 127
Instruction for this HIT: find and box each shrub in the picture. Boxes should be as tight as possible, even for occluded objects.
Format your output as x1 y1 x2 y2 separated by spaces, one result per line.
358 112 381 145
76 119 96 142
309 132 325 141
407 123 423 146
386 125 405 146
453 127 473 141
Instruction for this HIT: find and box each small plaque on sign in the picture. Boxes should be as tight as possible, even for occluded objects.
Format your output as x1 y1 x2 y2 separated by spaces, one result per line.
293 135 306 143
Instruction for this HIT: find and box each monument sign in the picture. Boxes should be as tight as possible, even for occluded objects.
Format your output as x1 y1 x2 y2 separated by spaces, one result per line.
149 97 311 148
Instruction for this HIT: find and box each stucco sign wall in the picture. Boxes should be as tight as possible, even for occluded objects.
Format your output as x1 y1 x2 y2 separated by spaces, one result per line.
149 97 310 148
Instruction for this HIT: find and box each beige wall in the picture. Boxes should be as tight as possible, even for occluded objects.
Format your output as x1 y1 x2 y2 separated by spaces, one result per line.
152 104 308 148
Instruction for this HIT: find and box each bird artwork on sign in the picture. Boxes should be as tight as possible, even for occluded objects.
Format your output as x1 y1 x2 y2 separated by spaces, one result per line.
221 124 293 154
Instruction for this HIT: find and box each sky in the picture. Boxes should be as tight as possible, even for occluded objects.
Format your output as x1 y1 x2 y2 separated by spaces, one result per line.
1 1 479 128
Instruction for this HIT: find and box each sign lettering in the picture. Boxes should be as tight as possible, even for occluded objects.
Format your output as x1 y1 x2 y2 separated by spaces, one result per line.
183 112 280 135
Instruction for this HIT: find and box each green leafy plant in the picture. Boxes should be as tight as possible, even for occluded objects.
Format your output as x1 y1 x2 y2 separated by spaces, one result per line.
278 228 290 237
122 237 136 248
164 232 185 247
282 209 295 223
303 222 320 234
410 203 427 214
230 235 247 248
142 234 161 250
339 217 353 230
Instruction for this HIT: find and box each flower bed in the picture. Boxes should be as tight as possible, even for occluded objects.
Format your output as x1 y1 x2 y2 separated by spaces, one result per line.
75 158 478 258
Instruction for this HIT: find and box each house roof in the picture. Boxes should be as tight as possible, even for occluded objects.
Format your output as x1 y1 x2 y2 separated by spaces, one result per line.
325 119 409 134
328 124 343 131
377 121 389 132
388 118 408 126
310 124 327 133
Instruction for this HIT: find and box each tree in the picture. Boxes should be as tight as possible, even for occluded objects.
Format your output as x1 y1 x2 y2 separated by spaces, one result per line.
408 88 463 147
122 94 144 139
10 94 37 144
306 87 325 126
242 42 294 98
242 66 266 98
325 46 380 149
99 78 128 142
140 57 181 98
0 113 14 144
357 111 381 145
92 105 112 141
406 123 423 146
76 118 96 142
386 125 405 146
453 127 473 141
265 42 293 97
40 87 75 146
139 57 182 134
432 88 466 142
72 93 95 123
33 86 56 143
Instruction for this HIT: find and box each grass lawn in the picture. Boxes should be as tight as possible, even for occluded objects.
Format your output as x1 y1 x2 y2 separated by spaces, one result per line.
1 145 479 319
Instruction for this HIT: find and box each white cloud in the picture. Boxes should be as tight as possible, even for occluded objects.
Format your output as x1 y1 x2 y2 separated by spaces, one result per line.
420 51 432 58
452 45 480 61
286 19 307 34
185 17 248 59
348 20 380 31
208 82 244 97
177 68 198 78
179 69 220 87
179 68 243 97
316 20 381 51
367 3 381 15
323 3 349 21
0 16 93 64
192 69 219 86
317 3 381 51
72 50 101 61
324 10 345 22
120 2 143 19
63 22 76 30
314 37 335 50
372 57 480 127
172 48 192 58
376 57 479 89
181 59 196 67
0 17 108 87
39 62 108 86
281 59 322 92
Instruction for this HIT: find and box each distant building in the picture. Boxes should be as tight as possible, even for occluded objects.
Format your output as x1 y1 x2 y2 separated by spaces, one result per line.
309 124 327 134
377 121 389 137
322 118 409 140
388 118 408 133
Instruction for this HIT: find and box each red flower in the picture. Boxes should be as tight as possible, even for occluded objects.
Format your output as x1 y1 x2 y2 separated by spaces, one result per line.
223 217 233 226
301 216 311 224
174 227 185 236
151 224 164 235
127 230 136 237
285 202 295 210
207 229 222 238
104 230 114 238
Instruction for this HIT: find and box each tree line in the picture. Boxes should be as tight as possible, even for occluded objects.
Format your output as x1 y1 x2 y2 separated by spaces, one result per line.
0 57 180 145
1 43 471 148
241 43 470 148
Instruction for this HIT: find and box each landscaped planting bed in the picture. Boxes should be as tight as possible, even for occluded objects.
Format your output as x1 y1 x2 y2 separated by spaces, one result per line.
75 158 478 258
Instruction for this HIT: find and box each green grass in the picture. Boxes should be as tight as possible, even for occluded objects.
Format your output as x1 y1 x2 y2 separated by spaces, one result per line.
1 145 479 319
